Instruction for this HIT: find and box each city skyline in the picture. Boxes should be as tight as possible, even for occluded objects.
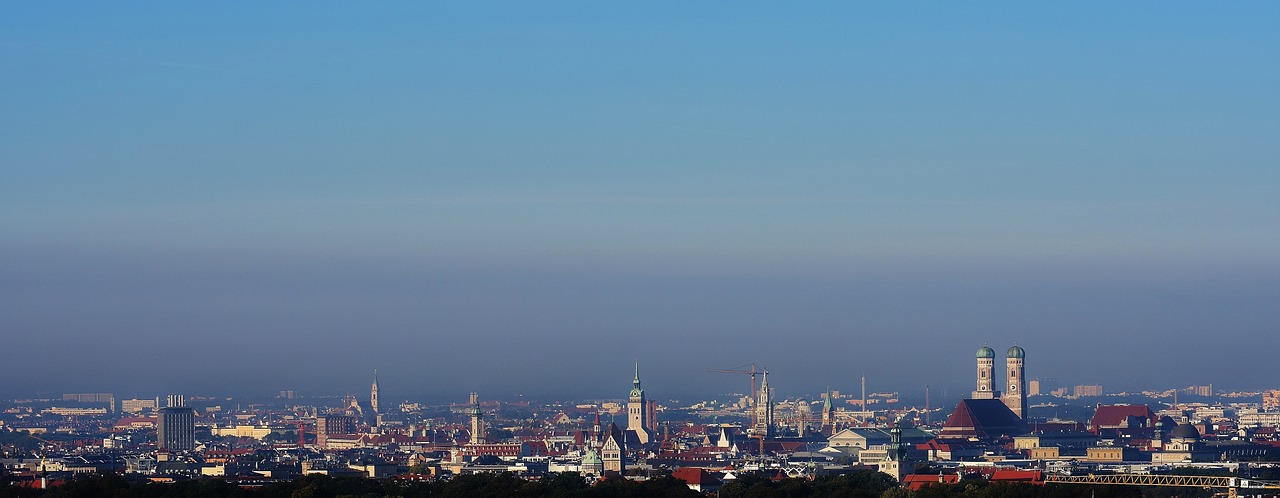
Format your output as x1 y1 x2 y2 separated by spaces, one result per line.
3 2 1278 399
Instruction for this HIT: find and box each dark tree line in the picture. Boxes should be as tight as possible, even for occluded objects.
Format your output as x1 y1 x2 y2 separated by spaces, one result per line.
0 471 1223 498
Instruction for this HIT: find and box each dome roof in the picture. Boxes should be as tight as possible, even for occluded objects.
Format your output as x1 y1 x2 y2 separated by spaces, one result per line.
977 346 996 358
1170 422 1201 440
1007 346 1025 359
582 449 602 465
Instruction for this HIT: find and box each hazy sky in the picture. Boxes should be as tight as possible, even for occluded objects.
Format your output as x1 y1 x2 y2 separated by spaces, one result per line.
2 2 1278 402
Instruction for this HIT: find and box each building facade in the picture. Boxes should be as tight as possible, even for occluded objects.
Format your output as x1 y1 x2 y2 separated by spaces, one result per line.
469 392 486 444
627 363 652 444
156 400 195 451
1002 346 1027 419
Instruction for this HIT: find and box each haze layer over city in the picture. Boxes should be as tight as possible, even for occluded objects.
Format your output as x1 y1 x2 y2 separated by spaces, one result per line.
2 2 1278 401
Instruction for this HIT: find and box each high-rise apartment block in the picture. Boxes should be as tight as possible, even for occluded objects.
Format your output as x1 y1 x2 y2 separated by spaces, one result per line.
156 395 195 451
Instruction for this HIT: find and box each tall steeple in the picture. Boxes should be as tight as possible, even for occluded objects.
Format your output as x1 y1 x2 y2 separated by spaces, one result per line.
973 346 997 399
1002 346 1027 419
753 369 774 437
821 387 833 430
370 369 380 414
469 392 486 444
627 360 651 444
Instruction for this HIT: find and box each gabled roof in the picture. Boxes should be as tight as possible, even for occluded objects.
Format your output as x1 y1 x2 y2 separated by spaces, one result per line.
940 399 1024 438
1091 405 1154 431
602 423 625 449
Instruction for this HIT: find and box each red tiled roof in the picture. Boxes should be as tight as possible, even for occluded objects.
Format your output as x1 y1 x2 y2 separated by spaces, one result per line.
989 470 1043 484
941 399 1023 437
672 467 721 486
1091 405 1154 431
901 474 960 491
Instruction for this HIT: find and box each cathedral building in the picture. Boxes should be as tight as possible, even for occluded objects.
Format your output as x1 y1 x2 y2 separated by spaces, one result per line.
941 345 1028 438
970 345 1027 419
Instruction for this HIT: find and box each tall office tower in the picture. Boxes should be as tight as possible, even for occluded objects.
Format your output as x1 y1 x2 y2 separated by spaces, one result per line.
469 392 485 444
627 362 652 444
370 370 380 414
1001 346 1027 419
157 395 195 451
752 370 774 437
973 346 997 399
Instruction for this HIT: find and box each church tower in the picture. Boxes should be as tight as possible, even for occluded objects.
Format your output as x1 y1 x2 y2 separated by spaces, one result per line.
821 388 833 431
370 370 380 414
1002 346 1027 419
752 370 774 437
972 346 997 399
628 362 652 444
469 392 486 444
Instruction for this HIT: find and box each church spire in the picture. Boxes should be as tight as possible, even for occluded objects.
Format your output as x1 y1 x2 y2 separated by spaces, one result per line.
633 360 641 388
370 369 380 414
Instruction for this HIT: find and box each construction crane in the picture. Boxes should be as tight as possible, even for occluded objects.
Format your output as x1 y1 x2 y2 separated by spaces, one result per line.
1045 473 1280 498
706 363 761 428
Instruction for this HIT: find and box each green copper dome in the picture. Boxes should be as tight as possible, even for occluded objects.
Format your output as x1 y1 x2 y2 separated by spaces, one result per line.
1007 345 1025 359
977 346 996 358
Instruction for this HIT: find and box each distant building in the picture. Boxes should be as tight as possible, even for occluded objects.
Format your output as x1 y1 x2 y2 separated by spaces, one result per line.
973 346 997 399
970 346 1027 419
580 449 604 477
371 370 380 415
1002 346 1027 419
1263 390 1280 410
469 392 486 444
62 393 115 412
627 362 653 444
1090 404 1155 435
1073 384 1104 397
1184 385 1213 397
939 399 1025 438
1028 379 1041 397
939 345 1031 438
752 370 774 437
210 425 273 439
120 398 157 414
601 423 625 473
316 414 357 448
156 396 195 451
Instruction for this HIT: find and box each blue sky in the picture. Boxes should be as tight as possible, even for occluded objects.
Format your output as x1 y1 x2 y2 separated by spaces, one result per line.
2 2 1278 401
